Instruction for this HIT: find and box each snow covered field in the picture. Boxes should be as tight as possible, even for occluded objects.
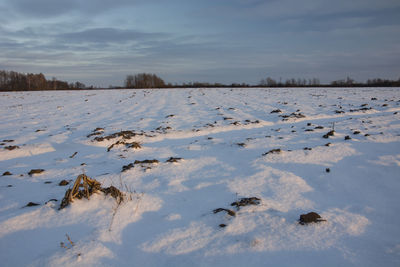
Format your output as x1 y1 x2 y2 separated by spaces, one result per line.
0 87 399 266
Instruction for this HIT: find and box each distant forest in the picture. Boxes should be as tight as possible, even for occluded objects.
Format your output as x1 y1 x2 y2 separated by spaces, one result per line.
1 70 399 91
0 70 86 91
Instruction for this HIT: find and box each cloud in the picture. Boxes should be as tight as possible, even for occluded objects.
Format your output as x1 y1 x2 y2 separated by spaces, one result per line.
10 0 77 17
58 28 169 44
232 0 400 18
1 0 399 86
8 0 162 18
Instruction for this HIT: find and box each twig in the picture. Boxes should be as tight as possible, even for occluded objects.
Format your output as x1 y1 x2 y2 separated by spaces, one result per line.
60 234 75 250
66 234 75 247
134 192 144 215
108 200 122 231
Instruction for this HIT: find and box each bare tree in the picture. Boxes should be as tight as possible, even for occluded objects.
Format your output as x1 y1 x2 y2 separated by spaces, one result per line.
125 73 165 88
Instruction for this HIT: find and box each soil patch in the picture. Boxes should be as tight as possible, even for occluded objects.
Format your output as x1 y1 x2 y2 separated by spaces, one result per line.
4 145 19 150
25 202 40 207
323 130 335 139
122 163 134 172
263 149 282 156
299 212 326 225
280 113 306 120
231 197 261 210
122 159 159 172
86 129 104 138
107 141 141 152
213 208 236 217
166 157 182 163
59 180 70 186
135 159 159 164
93 130 143 142
28 169 45 176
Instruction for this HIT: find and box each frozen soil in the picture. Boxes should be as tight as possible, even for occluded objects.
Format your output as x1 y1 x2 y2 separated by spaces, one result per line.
0 88 400 266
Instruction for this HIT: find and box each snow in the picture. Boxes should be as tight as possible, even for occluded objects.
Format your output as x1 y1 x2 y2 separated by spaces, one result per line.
0 87 399 266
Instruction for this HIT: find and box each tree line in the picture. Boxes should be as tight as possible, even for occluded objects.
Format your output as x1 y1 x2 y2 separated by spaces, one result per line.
0 70 86 91
124 73 166 88
1 70 399 91
121 74 252 88
259 76 400 87
122 74 400 89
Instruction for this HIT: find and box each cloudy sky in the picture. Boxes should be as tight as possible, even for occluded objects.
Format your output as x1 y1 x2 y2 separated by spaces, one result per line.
0 0 399 86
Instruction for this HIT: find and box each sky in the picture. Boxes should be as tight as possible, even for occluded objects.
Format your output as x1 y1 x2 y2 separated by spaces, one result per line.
0 0 399 87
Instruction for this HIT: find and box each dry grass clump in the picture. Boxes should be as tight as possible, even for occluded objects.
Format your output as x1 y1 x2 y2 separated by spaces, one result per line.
59 174 124 210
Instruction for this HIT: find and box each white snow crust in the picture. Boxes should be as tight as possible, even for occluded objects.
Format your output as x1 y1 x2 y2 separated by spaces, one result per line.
0 88 399 266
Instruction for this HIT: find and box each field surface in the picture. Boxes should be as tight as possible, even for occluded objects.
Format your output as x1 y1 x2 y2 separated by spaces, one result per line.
0 88 400 266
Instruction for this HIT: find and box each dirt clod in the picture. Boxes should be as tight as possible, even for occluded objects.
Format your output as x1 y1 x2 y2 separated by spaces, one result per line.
280 112 306 120
263 149 282 156
299 212 326 225
166 157 182 163
45 199 58 204
100 186 124 204
59 180 70 186
28 169 45 176
323 130 335 138
93 130 141 142
25 202 40 207
134 159 159 165
213 208 236 217
87 128 104 138
107 141 141 152
4 145 19 150
122 163 134 172
231 197 261 209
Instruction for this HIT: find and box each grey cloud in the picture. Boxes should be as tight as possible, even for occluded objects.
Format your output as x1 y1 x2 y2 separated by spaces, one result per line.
10 0 77 17
58 28 169 44
201 0 400 27
8 0 162 18
246 0 400 18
